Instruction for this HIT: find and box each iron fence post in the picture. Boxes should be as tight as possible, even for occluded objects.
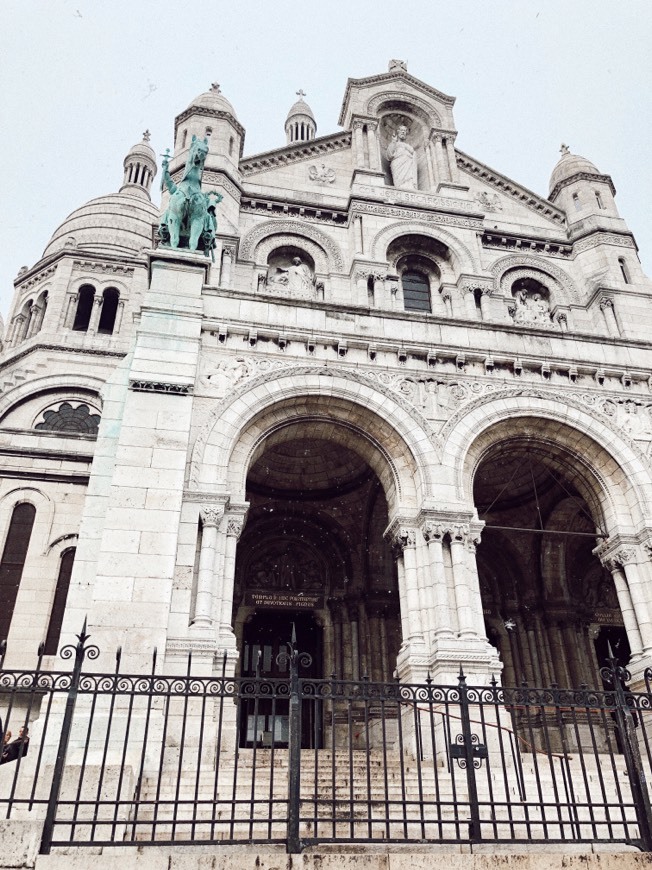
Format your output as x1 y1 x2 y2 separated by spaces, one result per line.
457 668 483 842
40 622 98 854
603 651 652 851
287 626 302 854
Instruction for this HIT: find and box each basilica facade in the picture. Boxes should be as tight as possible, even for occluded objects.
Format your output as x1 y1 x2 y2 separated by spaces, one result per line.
2 60 652 696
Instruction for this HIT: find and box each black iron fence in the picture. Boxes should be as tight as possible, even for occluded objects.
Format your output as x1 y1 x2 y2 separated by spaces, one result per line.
1 626 652 854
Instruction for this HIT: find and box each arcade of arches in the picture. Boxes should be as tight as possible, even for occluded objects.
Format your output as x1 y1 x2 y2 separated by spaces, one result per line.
226 414 635 690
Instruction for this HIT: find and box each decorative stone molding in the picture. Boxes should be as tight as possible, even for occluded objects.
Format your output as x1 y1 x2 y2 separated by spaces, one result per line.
599 297 614 311
385 519 418 551
481 232 571 259
72 260 135 276
491 255 578 303
201 172 242 201
460 278 493 296
174 106 245 145
240 132 352 175
549 172 616 203
129 380 193 395
369 219 478 270
456 150 565 225
573 232 637 255
354 186 476 214
15 265 57 291
366 90 444 125
239 220 343 272
475 191 503 212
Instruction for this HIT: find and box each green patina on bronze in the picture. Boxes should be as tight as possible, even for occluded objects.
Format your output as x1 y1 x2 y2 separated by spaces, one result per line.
158 136 223 258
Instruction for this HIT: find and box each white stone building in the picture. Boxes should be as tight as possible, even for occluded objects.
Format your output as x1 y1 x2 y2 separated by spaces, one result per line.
2 59 652 700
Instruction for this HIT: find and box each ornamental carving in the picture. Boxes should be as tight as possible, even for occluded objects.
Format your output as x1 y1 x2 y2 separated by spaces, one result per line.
34 401 101 435
354 186 476 214
573 233 636 254
368 212 483 260
200 505 224 527
388 526 417 550
226 517 245 539
309 164 336 184
475 192 503 212
239 220 343 272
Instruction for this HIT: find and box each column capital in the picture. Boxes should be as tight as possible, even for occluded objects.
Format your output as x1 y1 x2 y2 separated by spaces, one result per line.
199 504 225 528
593 534 640 569
385 517 418 551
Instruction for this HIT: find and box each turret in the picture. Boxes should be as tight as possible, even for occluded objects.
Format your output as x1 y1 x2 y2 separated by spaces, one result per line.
119 131 157 199
548 144 620 223
285 90 316 144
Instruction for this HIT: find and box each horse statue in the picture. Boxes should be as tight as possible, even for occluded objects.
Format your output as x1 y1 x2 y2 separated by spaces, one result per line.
158 135 223 258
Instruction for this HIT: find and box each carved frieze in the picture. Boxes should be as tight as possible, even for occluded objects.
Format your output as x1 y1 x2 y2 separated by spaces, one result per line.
475 191 503 212
573 232 637 254
309 164 336 184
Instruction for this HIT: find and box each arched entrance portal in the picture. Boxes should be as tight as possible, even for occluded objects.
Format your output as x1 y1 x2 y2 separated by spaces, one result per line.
233 432 401 745
473 440 628 688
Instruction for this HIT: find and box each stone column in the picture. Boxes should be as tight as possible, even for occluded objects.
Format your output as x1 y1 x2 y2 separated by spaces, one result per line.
422 521 455 642
220 245 235 289
373 273 385 308
479 289 492 321
353 120 365 168
114 300 125 334
601 555 643 657
449 524 486 640
615 548 652 653
27 304 44 338
219 512 247 649
387 524 425 650
353 214 364 254
366 122 380 171
600 298 619 336
444 136 459 183
430 133 448 182
462 287 478 319
87 296 103 335
191 504 225 632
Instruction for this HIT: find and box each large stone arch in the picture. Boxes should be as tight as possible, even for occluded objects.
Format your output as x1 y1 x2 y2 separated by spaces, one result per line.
0 375 105 422
239 220 344 273
370 221 477 275
490 254 580 303
190 367 438 517
441 389 652 533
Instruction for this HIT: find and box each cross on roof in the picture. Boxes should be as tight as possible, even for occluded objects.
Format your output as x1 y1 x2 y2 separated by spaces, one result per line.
143 130 151 142
560 143 570 155
296 89 306 99
211 82 221 93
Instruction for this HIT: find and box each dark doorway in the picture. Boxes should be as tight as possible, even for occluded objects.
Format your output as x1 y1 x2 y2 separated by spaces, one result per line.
239 610 322 749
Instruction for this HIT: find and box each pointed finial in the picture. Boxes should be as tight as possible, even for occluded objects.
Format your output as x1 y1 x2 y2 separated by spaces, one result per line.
560 143 570 156
296 89 306 99
143 130 151 143
211 82 221 93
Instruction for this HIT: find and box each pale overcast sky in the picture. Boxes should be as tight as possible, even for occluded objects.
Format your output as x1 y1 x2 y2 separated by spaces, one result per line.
1 0 650 317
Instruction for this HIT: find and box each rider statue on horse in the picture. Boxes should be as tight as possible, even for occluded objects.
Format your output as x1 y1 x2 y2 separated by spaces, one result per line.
158 135 223 259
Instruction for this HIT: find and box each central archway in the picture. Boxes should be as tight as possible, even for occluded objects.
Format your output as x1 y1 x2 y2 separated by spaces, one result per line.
233 431 402 691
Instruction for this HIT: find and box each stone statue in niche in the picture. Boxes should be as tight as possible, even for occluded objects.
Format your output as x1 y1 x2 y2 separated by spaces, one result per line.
267 256 314 294
511 287 552 326
387 125 418 190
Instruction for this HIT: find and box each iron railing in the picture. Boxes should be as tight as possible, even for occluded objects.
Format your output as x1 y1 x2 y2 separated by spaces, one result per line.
1 627 652 853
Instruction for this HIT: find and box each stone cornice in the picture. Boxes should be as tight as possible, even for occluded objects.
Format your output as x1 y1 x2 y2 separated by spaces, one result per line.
549 172 616 203
456 150 566 225
14 250 148 290
240 132 352 175
240 196 348 226
338 70 455 125
482 231 572 259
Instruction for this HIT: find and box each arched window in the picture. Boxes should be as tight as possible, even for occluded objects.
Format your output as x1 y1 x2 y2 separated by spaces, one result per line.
572 193 581 211
402 270 431 312
595 191 604 209
619 257 631 284
72 284 95 331
98 287 120 334
229 136 234 156
0 503 36 642
44 548 76 655
181 129 188 148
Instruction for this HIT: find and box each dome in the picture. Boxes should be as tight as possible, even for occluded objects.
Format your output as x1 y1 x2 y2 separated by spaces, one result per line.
43 192 159 259
124 130 156 165
549 144 601 194
187 82 238 120
286 96 315 123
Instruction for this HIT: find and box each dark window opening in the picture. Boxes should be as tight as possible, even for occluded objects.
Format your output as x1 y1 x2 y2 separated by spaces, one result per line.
72 285 95 331
619 257 630 284
98 287 119 334
44 548 76 656
595 191 604 209
402 270 431 312
0 503 36 642
367 275 375 305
